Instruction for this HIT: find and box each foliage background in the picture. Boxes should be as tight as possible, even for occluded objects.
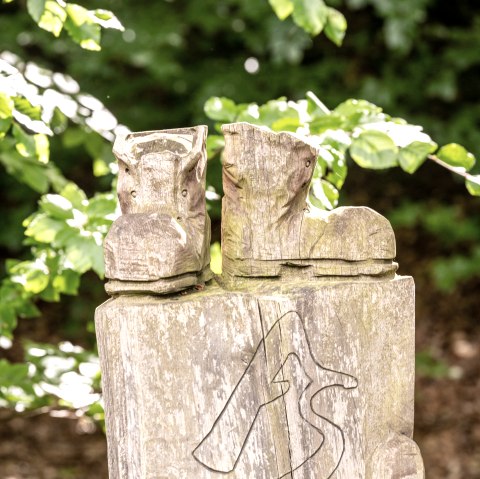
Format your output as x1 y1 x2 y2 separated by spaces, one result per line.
0 0 479 477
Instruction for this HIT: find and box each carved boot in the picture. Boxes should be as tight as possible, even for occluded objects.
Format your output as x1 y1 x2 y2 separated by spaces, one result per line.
221 122 397 279
104 126 212 294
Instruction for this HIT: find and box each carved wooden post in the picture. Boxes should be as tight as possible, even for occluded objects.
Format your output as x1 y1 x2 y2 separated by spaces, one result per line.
96 123 425 478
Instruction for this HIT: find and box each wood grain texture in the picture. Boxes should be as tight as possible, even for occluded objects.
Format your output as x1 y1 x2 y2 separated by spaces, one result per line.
95 277 424 478
103 126 212 294
221 122 397 279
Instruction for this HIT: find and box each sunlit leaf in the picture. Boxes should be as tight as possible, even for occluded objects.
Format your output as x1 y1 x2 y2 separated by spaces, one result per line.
92 9 124 31
60 183 88 210
39 194 74 220
206 135 224 158
399 141 437 174
258 98 299 129
324 8 347 46
334 99 384 129
13 124 36 157
24 214 65 243
310 178 339 210
52 269 80 295
13 97 42 121
268 0 294 20
10 260 49 294
64 4 101 51
466 175 480 196
12 125 50 164
0 150 50 193
437 143 476 171
209 242 222 274
37 0 67 37
26 0 46 23
65 236 104 276
204 97 238 122
0 93 14 137
291 0 328 36
85 194 116 218
350 130 398 169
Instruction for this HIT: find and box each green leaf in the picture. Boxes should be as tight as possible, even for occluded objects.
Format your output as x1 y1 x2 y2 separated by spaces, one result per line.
64 4 101 51
39 194 74 220
27 0 46 23
269 0 294 20
291 0 328 36
350 130 398 169
65 236 104 276
204 97 238 122
258 98 300 129
13 124 36 157
310 179 339 210
37 0 67 37
92 9 124 31
10 260 49 294
12 126 48 163
209 242 222 275
466 175 480 196
60 183 87 210
35 134 49 164
206 135 225 158
334 99 385 129
52 269 80 295
85 194 116 218
13 97 42 121
0 360 30 388
0 304 17 339
0 150 50 193
24 214 65 243
0 93 14 137
399 141 438 174
437 143 476 171
324 8 347 46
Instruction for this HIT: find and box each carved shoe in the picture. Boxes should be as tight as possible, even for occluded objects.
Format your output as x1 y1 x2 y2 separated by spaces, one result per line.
104 126 213 294
221 122 397 279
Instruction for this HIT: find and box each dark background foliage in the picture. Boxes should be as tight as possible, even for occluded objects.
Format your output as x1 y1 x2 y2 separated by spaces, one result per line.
0 0 479 477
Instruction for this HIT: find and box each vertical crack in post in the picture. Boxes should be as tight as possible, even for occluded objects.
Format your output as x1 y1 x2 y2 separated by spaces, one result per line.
277 312 294 477
257 300 282 478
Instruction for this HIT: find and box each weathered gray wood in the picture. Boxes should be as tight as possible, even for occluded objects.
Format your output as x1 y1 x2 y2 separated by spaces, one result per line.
221 122 397 279
97 122 424 478
104 126 212 295
96 277 424 478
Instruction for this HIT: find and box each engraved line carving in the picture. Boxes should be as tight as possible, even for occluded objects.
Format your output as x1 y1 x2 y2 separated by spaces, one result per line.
192 310 358 477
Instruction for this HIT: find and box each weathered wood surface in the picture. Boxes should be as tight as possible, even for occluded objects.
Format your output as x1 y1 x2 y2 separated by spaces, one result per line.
104 126 212 295
97 122 424 478
221 122 397 279
95 277 424 478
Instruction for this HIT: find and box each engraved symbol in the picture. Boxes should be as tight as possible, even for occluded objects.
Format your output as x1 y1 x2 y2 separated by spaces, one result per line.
193 310 358 477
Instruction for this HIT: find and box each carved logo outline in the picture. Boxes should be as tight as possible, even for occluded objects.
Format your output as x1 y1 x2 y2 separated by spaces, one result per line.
192 309 358 478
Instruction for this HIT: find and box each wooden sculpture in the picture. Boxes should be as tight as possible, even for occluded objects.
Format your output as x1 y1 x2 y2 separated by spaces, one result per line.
96 123 425 479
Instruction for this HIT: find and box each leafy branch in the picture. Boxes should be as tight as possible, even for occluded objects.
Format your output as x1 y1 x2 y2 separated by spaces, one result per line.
204 92 479 210
4 0 124 50
268 0 347 45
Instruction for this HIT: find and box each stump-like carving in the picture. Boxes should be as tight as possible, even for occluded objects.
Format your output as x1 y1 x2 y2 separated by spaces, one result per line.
96 122 425 478
104 126 212 294
221 122 397 279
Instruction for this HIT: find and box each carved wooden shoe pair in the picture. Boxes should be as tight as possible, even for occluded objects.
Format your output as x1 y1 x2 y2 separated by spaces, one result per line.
104 122 398 295
221 122 398 280
104 126 213 295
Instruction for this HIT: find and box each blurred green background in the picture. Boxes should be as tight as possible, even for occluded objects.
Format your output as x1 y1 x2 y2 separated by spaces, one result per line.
0 0 479 477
